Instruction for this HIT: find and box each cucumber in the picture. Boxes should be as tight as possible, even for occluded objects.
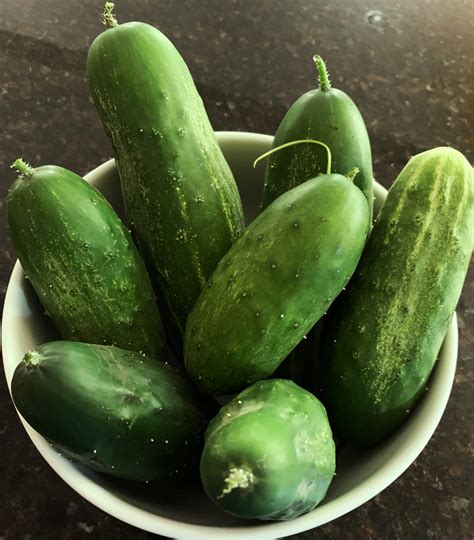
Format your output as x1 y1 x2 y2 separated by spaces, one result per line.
11 341 212 482
87 6 244 346
7 160 165 359
322 147 474 446
185 171 369 395
261 55 373 220
200 379 336 520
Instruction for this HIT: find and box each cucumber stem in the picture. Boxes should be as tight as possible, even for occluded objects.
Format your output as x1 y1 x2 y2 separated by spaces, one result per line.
218 467 255 498
24 351 42 367
313 55 331 91
11 158 34 178
103 2 118 28
345 167 360 182
253 139 332 175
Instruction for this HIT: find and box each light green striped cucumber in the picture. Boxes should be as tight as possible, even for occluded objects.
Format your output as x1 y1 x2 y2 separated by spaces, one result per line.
322 147 473 446
87 4 244 348
7 160 166 359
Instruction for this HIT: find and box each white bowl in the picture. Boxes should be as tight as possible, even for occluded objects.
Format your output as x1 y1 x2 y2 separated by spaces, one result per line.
2 132 457 539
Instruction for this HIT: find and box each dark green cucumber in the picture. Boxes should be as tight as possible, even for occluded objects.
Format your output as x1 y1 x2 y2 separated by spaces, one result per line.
322 147 474 446
87 7 244 346
12 341 212 482
262 55 373 220
185 172 369 395
7 160 165 359
200 379 336 520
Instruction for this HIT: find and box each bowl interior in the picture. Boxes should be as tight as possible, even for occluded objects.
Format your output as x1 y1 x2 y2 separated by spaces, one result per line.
2 132 457 539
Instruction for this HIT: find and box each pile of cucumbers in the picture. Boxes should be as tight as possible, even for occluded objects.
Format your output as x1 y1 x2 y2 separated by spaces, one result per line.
7 3 473 522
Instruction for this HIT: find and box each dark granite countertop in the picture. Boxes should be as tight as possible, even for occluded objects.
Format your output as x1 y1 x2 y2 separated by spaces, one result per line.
1 1 472 538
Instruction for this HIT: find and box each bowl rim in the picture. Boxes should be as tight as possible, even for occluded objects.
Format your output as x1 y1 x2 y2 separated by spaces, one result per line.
2 131 458 539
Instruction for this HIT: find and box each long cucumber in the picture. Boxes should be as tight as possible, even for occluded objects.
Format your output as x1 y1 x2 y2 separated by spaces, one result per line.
87 5 244 348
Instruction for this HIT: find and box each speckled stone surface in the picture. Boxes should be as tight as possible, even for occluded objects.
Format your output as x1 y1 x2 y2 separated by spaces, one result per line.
0 0 472 538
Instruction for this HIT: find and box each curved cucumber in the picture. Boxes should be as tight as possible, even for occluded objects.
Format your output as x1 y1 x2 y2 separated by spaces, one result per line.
87 10 244 344
12 341 212 482
185 173 369 395
322 147 474 446
200 379 336 520
262 56 373 220
7 161 165 359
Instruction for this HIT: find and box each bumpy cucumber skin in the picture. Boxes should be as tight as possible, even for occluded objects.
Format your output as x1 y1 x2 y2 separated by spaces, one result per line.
7 166 165 359
322 147 474 446
12 341 212 482
262 87 373 220
87 22 244 343
200 379 335 520
185 174 369 395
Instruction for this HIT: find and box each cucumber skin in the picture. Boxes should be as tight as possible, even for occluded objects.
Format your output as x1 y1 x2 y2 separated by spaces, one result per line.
322 147 474 446
12 341 212 482
7 165 165 359
262 87 373 220
185 174 369 395
87 22 244 341
200 379 335 520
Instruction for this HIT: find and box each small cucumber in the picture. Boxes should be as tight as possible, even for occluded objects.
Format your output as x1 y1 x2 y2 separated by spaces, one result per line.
87 5 244 347
7 160 165 359
185 164 369 395
12 341 213 482
261 55 373 220
322 147 474 446
200 379 336 520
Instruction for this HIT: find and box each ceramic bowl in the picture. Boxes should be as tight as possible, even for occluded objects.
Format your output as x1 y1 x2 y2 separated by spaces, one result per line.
2 131 457 539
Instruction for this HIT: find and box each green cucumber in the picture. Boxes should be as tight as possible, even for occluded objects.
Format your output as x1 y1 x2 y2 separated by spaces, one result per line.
322 147 474 446
185 167 369 395
87 6 244 346
261 55 373 220
7 160 165 359
200 379 336 520
12 341 212 482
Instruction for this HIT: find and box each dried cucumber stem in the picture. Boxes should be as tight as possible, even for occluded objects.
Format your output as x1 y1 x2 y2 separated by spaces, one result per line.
313 55 331 91
11 158 34 178
218 467 255 498
254 139 332 175
24 351 42 367
103 2 118 28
